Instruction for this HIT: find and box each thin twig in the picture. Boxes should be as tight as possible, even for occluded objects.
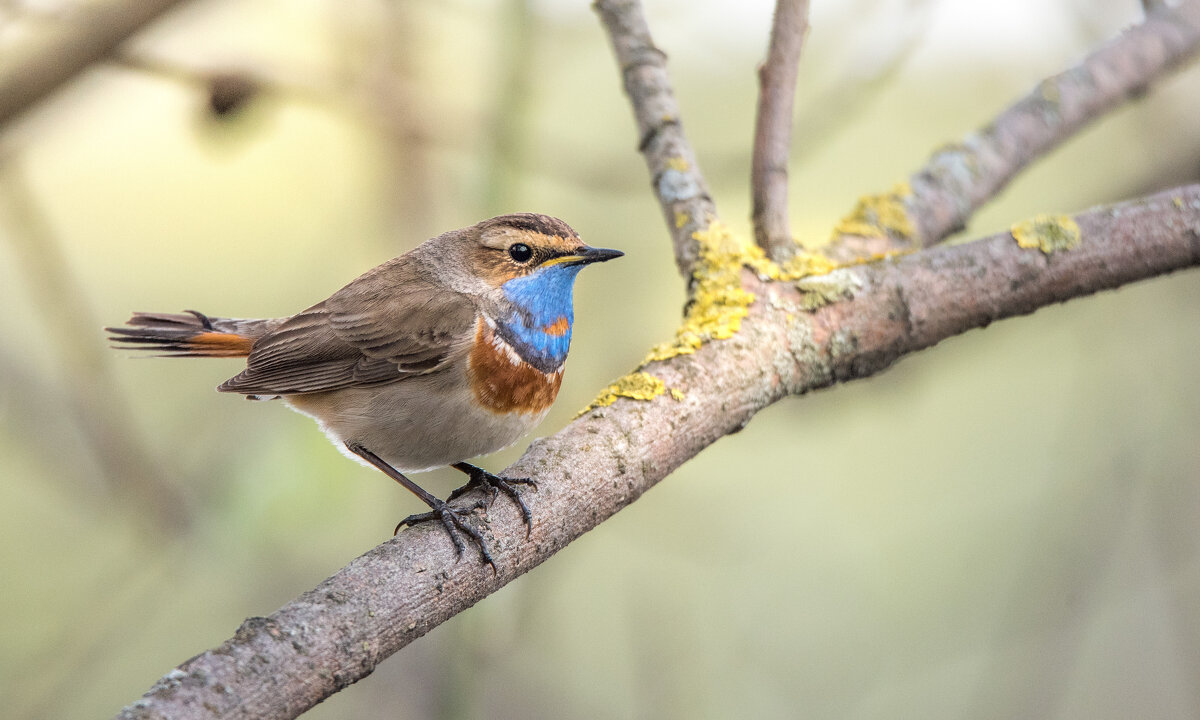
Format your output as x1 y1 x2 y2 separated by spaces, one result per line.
751 0 809 262
593 0 718 280
115 185 1200 720
822 0 1200 261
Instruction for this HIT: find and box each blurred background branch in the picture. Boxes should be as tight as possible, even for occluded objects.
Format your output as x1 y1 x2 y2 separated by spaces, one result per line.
0 0 193 128
0 162 193 533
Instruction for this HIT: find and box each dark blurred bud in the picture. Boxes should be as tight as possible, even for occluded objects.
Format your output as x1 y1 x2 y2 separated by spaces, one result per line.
207 73 260 119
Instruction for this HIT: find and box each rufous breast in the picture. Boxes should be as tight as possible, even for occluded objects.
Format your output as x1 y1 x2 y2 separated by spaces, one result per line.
468 317 564 415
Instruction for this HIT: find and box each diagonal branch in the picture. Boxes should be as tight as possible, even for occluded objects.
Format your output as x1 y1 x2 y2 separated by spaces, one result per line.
823 0 1200 261
115 185 1200 720
751 0 810 262
0 0 194 129
593 0 718 280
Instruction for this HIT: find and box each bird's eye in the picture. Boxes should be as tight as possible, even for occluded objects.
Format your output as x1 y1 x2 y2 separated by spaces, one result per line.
508 243 533 263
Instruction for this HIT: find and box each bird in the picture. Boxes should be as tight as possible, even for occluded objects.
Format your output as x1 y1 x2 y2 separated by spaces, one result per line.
106 213 622 568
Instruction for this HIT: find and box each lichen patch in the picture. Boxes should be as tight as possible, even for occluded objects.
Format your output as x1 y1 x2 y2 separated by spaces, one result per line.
830 182 915 243
795 269 865 310
642 222 839 365
583 372 667 412
1011 214 1081 254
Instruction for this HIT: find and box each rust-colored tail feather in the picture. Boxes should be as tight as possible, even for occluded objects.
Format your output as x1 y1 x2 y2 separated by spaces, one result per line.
106 310 255 358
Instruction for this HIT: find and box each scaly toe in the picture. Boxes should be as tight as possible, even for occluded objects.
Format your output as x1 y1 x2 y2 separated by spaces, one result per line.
394 502 495 571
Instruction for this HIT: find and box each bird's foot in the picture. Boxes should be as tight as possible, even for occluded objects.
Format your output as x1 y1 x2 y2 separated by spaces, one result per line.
395 498 495 571
449 463 538 535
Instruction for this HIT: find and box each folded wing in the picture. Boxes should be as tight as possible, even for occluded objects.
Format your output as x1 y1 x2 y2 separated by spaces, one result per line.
218 260 477 395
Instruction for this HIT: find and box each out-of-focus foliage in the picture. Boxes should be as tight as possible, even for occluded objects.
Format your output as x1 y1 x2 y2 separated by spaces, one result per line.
1 1 1198 718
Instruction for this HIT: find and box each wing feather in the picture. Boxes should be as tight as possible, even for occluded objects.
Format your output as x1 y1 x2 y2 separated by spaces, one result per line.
218 259 477 395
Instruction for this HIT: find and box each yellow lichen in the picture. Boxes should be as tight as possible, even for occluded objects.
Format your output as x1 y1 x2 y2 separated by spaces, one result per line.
643 221 840 365
1011 214 1081 254
584 372 667 411
667 156 690 172
773 251 838 281
1173 196 1184 209
643 222 758 363
831 182 915 243
583 222 867 412
674 211 689 228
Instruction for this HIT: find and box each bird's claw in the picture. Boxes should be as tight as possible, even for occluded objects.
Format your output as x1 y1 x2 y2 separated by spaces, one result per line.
395 499 496 571
448 467 538 536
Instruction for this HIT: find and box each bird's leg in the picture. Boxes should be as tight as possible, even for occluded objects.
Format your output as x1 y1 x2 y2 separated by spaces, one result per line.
345 442 495 571
448 462 537 535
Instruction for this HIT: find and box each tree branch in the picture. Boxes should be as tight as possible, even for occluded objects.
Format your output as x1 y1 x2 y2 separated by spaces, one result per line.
0 0 194 129
116 185 1200 720
823 0 1200 261
751 0 809 262
593 0 718 280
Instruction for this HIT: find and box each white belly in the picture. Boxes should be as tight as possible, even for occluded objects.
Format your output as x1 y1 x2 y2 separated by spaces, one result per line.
282 366 549 473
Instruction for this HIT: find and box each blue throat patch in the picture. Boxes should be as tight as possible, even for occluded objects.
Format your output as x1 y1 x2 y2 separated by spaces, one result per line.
498 264 582 373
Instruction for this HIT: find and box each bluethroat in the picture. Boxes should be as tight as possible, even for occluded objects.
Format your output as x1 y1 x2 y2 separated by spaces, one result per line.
107 213 622 567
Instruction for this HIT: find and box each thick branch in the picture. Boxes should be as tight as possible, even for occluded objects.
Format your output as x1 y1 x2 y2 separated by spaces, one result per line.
823 0 1200 261
593 0 718 279
751 0 809 261
0 0 193 129
116 185 1200 720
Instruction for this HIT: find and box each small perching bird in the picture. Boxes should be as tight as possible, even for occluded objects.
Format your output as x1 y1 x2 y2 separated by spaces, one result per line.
107 213 622 568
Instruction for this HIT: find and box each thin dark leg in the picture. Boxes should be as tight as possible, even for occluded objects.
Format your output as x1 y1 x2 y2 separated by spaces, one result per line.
345 442 495 570
448 462 538 536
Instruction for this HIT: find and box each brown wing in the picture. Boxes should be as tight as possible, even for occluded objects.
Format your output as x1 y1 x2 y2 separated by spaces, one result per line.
217 260 477 395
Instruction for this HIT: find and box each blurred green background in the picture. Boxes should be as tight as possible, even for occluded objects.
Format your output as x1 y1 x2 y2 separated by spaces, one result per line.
2 0 1199 718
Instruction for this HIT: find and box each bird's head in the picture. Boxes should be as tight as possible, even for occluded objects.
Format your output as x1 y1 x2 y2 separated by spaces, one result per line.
456 213 622 371
465 213 623 288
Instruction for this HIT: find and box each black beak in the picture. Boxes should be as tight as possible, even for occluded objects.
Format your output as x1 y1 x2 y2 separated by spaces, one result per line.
571 246 624 266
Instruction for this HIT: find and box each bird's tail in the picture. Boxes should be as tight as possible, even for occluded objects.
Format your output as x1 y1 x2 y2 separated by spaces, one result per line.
106 310 268 358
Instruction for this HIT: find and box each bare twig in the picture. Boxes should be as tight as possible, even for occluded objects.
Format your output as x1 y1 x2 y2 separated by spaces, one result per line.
0 0 193 128
823 0 1200 261
751 0 809 262
115 185 1200 720
593 0 718 280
